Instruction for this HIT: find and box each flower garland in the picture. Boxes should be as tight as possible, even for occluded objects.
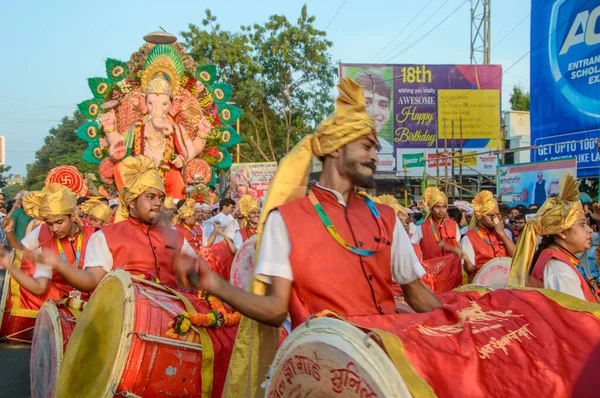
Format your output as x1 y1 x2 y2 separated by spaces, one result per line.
134 122 176 176
172 292 241 335
137 272 161 284
63 297 86 312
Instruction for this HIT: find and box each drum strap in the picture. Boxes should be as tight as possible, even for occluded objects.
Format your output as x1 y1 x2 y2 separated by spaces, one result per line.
131 276 215 398
315 310 437 398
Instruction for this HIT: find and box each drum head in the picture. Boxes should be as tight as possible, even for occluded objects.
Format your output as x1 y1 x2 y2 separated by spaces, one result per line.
230 234 257 291
56 270 132 397
30 301 63 398
265 317 410 397
472 257 512 290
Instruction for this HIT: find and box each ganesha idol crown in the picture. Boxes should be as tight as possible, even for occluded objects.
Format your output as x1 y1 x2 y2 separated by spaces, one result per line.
146 74 172 97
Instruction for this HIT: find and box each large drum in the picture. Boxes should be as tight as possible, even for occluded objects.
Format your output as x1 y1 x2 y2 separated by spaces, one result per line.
264 317 411 397
472 257 512 290
229 234 257 291
55 269 238 398
30 300 79 398
0 250 42 344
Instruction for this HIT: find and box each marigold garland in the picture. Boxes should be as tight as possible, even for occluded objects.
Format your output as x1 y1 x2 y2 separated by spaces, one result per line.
172 292 241 335
63 297 86 312
137 272 160 284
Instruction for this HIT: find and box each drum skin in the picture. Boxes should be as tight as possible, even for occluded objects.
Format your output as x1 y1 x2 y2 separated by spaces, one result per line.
55 269 238 398
229 234 257 291
472 257 512 290
30 301 77 398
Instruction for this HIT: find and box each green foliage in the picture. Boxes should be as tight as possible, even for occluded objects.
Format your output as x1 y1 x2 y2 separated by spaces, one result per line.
181 5 336 162
0 164 11 190
3 182 25 202
25 112 99 191
509 86 530 111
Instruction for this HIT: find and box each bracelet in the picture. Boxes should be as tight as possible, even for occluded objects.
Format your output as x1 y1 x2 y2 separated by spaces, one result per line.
4 229 13 233
198 134 209 140
105 126 116 133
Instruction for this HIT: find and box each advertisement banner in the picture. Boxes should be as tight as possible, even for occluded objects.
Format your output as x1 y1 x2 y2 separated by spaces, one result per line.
402 152 425 168
340 64 502 176
530 0 600 177
497 159 577 207
229 162 277 200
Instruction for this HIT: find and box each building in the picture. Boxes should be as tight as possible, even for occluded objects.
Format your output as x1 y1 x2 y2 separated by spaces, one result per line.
503 111 530 165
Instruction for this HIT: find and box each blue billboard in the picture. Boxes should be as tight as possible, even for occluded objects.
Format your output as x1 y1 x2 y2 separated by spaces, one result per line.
530 0 600 177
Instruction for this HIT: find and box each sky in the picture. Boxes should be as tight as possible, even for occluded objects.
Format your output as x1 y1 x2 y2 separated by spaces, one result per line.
0 0 531 175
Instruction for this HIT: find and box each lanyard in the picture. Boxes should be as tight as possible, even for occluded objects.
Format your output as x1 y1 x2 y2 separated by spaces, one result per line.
308 191 389 257
184 224 200 238
474 226 494 246
56 232 83 269
430 219 445 243
549 245 597 297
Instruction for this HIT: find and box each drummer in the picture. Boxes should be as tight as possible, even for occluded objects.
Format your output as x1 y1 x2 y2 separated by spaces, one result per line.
460 190 515 278
221 195 259 255
410 187 461 260
41 156 196 291
0 184 96 298
81 199 112 227
178 78 440 328
374 194 422 261
174 198 204 250
509 173 598 302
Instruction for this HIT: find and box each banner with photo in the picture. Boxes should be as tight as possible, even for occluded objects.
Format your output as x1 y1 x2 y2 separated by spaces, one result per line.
229 162 277 200
340 64 502 175
497 159 577 207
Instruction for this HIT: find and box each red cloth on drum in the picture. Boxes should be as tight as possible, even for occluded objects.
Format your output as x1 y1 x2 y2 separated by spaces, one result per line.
37 224 96 300
464 227 508 275
531 246 597 303
174 223 203 250
101 217 183 287
344 289 600 397
278 185 397 329
206 241 234 281
437 289 483 305
419 217 459 260
421 254 462 294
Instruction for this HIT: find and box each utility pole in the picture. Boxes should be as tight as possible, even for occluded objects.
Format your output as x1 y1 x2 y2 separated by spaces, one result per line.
470 0 491 64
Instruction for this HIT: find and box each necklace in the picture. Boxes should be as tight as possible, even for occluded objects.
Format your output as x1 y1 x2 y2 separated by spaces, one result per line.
308 191 389 257
56 232 83 269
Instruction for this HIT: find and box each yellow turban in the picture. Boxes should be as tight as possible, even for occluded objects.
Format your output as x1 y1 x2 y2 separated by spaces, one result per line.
508 172 583 288
374 194 406 216
22 184 77 221
175 199 195 224
223 78 376 397
423 187 447 211
115 156 165 223
163 197 175 210
238 195 259 219
470 190 498 227
87 203 112 224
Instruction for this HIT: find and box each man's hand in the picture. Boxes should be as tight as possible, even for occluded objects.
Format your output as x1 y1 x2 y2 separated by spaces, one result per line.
35 248 64 269
492 216 505 236
175 253 220 294
590 203 600 223
2 217 15 233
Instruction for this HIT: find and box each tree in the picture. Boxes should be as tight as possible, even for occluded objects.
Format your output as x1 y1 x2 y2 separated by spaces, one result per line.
181 5 336 162
25 111 98 191
509 86 530 111
0 164 11 189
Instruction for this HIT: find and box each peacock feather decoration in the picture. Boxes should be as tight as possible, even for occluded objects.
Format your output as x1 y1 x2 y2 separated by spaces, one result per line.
74 33 242 188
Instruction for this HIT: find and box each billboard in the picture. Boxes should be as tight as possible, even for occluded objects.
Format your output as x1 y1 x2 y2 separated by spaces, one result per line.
530 0 600 177
497 158 577 207
340 64 502 177
229 162 277 200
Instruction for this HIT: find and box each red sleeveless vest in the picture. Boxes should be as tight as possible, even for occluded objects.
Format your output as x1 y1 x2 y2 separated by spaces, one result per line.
464 226 507 274
101 217 184 288
38 223 96 299
419 217 458 260
174 223 203 250
238 226 257 242
531 246 597 303
278 185 397 329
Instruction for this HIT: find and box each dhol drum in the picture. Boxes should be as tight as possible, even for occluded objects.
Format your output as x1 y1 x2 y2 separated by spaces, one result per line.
264 317 412 397
0 250 43 344
30 300 80 398
472 257 512 290
55 269 238 398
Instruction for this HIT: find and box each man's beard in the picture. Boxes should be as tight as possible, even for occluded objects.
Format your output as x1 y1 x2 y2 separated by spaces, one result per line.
347 160 377 189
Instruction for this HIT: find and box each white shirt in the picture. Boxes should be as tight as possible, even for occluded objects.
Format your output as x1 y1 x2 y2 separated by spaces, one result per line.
543 259 586 300
208 212 236 243
21 226 52 280
410 221 461 246
233 230 244 250
83 230 196 273
254 185 425 285
460 235 476 267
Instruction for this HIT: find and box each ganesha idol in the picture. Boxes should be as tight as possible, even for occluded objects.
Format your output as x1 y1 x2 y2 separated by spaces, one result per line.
100 72 209 199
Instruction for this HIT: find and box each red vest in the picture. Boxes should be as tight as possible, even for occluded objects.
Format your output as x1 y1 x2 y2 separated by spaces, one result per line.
464 226 508 273
38 223 96 299
238 226 257 242
278 185 397 329
101 217 184 288
419 217 459 260
174 223 203 250
531 246 597 303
